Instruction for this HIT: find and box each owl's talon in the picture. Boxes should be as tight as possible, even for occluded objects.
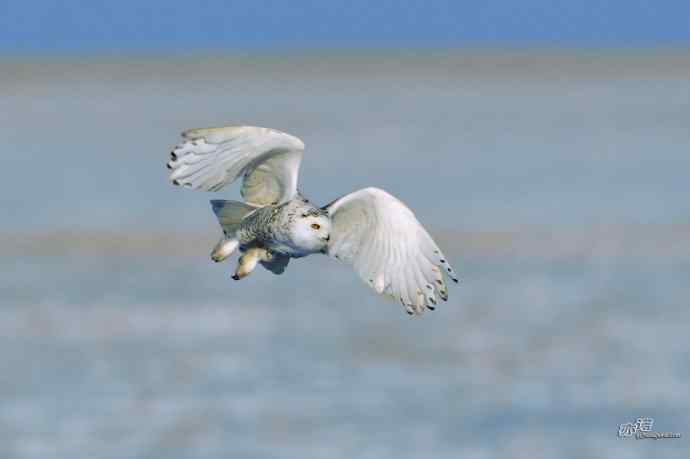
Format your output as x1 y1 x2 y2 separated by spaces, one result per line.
211 238 238 263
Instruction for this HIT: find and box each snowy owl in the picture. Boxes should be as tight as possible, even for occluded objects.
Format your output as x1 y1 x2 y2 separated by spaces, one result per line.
166 126 458 315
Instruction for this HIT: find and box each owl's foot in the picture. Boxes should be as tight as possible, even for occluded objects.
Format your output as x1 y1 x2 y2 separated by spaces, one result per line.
211 237 239 263
232 247 271 280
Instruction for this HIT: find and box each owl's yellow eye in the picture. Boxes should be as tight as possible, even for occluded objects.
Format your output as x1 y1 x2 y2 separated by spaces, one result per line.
311 223 321 230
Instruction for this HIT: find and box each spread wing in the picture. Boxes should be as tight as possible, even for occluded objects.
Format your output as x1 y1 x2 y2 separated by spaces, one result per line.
167 126 304 206
324 187 458 315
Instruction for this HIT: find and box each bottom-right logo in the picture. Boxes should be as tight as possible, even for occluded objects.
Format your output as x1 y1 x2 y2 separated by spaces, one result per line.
618 417 682 440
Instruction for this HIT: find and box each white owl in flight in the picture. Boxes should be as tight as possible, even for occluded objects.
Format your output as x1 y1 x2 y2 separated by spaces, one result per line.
167 126 458 315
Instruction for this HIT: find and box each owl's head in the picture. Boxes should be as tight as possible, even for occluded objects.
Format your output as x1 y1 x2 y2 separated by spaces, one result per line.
291 208 331 253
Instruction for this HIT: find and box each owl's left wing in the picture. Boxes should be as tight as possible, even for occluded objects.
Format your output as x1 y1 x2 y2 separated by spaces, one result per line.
323 187 458 315
167 126 304 206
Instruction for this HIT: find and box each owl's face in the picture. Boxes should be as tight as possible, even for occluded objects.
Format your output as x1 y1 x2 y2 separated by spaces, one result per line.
291 211 331 253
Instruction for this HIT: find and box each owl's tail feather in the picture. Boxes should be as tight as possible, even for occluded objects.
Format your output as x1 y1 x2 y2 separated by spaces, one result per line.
210 200 258 236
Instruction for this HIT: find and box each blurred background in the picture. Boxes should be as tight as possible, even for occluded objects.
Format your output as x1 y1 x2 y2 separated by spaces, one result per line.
1 1 689 458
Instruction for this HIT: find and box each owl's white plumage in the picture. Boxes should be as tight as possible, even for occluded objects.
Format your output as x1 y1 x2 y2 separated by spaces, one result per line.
169 126 303 204
324 188 457 314
167 125 458 315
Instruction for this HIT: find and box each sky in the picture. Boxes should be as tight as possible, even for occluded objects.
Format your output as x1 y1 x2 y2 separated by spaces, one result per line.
1 0 690 54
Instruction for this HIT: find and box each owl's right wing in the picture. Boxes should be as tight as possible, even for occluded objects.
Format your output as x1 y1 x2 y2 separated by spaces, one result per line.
323 187 458 315
167 126 304 206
